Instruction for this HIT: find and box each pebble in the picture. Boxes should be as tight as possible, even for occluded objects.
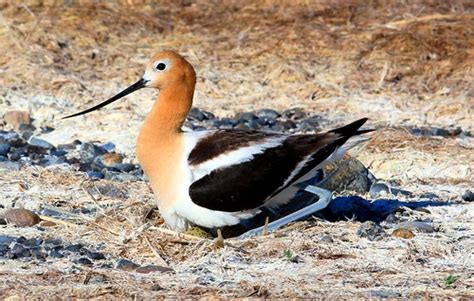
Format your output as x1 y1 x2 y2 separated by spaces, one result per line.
188 107 206 121
356 221 387 241
323 157 371 193
0 143 10 155
86 251 106 260
393 221 434 233
369 182 391 198
49 249 65 258
80 142 106 164
116 258 140 271
462 190 474 202
135 265 174 274
0 236 16 245
283 108 306 120
100 142 116 152
9 242 30 259
237 112 258 123
28 137 54 150
87 171 104 179
391 228 416 239
93 152 123 169
320 234 334 243
2 208 41 227
74 257 93 266
256 108 280 120
103 170 140 182
3 111 31 129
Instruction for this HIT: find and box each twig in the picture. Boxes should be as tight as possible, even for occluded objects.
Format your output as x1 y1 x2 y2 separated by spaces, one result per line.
144 235 168 266
148 226 203 242
38 215 80 228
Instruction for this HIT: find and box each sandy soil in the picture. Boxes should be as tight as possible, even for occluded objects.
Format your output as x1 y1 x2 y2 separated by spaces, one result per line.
0 0 473 299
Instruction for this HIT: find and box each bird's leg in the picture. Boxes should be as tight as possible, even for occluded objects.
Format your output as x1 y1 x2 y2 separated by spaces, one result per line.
239 169 338 239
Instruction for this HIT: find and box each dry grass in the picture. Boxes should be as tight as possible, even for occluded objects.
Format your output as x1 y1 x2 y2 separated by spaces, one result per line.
0 0 473 299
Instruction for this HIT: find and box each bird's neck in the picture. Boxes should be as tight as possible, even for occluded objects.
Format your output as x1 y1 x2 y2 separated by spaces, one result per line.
140 83 194 140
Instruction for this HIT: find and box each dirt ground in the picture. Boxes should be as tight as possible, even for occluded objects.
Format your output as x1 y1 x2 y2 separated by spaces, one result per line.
0 0 473 299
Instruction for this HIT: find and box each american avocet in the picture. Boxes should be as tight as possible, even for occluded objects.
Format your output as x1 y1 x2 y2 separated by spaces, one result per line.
64 51 372 236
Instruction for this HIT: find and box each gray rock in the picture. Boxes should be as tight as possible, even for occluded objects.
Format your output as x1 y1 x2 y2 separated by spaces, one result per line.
74 257 93 266
320 234 334 243
0 143 10 155
256 108 280 120
237 112 258 123
103 170 140 182
0 236 16 245
188 107 205 121
393 221 434 233
87 251 106 260
322 157 370 193
9 242 30 258
462 190 474 202
357 221 387 241
28 137 54 149
370 182 391 198
80 143 106 164
100 142 116 152
116 258 140 271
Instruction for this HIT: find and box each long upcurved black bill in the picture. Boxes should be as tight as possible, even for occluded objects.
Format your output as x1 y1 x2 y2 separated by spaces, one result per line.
62 78 148 119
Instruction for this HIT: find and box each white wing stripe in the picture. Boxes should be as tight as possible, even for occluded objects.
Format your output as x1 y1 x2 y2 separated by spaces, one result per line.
191 136 286 182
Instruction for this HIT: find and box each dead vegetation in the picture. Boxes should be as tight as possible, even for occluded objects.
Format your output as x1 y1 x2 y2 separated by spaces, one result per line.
0 0 473 299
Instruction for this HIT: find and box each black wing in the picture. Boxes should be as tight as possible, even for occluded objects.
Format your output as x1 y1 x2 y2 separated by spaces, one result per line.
188 118 371 212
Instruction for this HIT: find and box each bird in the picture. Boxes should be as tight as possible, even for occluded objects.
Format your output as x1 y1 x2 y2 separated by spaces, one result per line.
64 50 373 235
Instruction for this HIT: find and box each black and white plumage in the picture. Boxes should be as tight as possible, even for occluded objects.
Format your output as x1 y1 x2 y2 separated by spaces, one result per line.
165 118 373 231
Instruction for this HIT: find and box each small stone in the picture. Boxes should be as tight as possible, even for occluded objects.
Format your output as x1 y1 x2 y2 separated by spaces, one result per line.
0 244 9 254
50 148 67 157
218 118 238 128
24 238 43 247
201 110 215 120
44 238 63 246
80 143 106 164
87 251 106 260
393 221 434 233
18 123 36 133
93 152 123 168
462 190 474 202
87 171 104 179
135 265 174 274
150 284 163 291
392 228 416 239
384 213 399 224
110 163 136 173
237 112 258 123
256 109 280 120
0 236 16 245
283 108 305 120
9 242 30 258
39 155 65 166
2 208 41 227
103 170 140 182
320 234 334 243
116 258 140 271
74 257 93 266
281 120 296 130
0 143 10 155
323 157 370 193
3 111 31 129
65 244 84 253
356 221 387 241
100 142 116 152
370 182 391 198
49 249 64 258
188 107 205 121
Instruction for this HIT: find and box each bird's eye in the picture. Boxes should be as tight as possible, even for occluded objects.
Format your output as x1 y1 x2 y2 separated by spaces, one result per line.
155 62 167 71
